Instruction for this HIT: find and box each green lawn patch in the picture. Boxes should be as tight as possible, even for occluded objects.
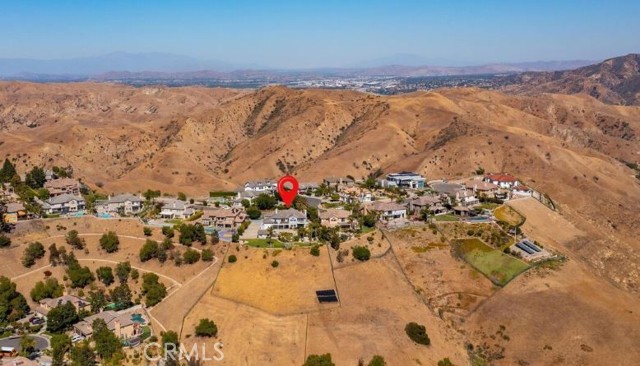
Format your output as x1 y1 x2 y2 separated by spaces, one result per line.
453 238 529 286
360 226 376 234
434 214 459 222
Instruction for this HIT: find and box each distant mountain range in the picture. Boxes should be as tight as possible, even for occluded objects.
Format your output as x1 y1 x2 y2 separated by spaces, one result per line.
503 53 640 105
0 52 596 80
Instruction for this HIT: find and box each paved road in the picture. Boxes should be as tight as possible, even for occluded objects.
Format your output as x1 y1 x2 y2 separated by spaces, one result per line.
0 335 49 351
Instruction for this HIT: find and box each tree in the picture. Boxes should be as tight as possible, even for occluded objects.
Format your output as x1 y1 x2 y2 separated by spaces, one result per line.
438 358 455 366
162 226 175 238
254 193 277 210
0 159 17 183
143 189 161 201
271 260 279 268
310 245 320 256
51 333 72 366
368 355 387 366
114 262 131 283
92 318 122 361
352 246 371 261
195 318 218 337
25 166 46 189
66 256 95 288
87 289 107 313
177 192 187 201
49 243 61 266
0 276 29 323
143 227 153 236
130 269 139 280
201 249 214 262
142 273 167 306
405 322 430 345
210 230 220 244
65 230 85 249
303 354 335 366
231 232 240 243
109 283 133 310
139 239 159 262
96 266 114 286
0 234 11 248
99 231 119 253
47 301 79 333
183 248 201 264
161 330 179 349
362 213 377 228
228 255 237 263
30 277 64 301
22 241 46 268
69 341 96 366
19 334 36 357
246 206 261 219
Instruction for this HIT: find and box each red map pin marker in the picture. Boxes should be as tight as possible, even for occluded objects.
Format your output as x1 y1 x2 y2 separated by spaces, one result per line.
277 175 299 208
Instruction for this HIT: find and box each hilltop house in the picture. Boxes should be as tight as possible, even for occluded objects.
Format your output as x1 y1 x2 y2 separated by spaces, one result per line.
484 173 519 189
2 202 27 223
199 207 247 229
319 208 352 229
455 190 480 207
74 306 146 340
244 180 276 192
323 176 355 188
512 185 533 197
96 194 144 215
158 199 194 219
260 208 309 231
365 201 407 221
40 194 85 215
406 195 447 215
382 172 426 189
44 178 81 197
464 180 500 196
36 294 89 316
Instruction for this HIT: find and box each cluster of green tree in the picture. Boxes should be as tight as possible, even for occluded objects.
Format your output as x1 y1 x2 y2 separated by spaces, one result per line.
254 193 277 210
50 317 124 366
24 166 46 189
303 353 335 366
48 243 67 266
0 159 18 183
0 276 30 323
183 248 201 264
141 273 166 306
352 246 371 261
92 318 124 362
405 322 430 345
99 231 119 253
96 266 114 286
143 189 162 201
30 277 64 301
0 160 50 210
65 253 95 288
202 248 214 261
47 301 79 333
195 318 218 337
140 238 175 263
358 355 387 366
109 283 133 311
66 230 86 249
162 226 175 238
22 241 45 267
115 261 134 283
178 224 207 246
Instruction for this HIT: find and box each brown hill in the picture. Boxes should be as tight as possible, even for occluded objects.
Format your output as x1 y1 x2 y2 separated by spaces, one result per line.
1 82 640 294
504 54 640 105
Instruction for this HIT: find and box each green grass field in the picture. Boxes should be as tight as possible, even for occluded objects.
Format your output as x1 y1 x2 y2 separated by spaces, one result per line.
434 214 459 222
454 238 529 286
244 239 318 248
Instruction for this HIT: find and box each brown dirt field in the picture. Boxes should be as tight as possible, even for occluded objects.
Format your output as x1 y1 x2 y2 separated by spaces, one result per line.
306 254 468 366
328 229 389 268
182 295 307 366
212 245 336 315
386 226 496 321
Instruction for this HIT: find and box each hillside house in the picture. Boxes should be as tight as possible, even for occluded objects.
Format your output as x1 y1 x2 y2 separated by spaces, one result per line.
36 294 89 316
382 171 426 189
484 173 520 189
40 194 85 215
74 307 146 340
339 187 373 203
319 208 352 229
464 180 500 196
365 201 407 221
512 185 533 197
406 195 447 215
456 190 480 207
244 180 276 192
96 194 144 215
158 199 194 219
200 207 247 229
261 208 309 231
323 176 355 188
2 202 26 223
44 178 81 197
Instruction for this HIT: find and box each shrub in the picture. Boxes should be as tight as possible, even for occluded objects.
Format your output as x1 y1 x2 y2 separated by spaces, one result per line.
162 226 175 238
405 322 430 345
65 230 85 249
310 245 320 256
0 234 11 248
438 358 455 366
271 260 279 268
195 318 218 337
95 266 114 286
99 231 120 253
202 249 214 262
183 249 201 264
22 241 46 268
139 239 159 262
303 354 334 366
352 246 371 261
246 206 261 219
228 255 237 263
368 355 387 366
143 227 152 236
30 277 64 301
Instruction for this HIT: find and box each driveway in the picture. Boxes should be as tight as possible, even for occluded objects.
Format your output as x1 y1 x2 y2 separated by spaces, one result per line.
0 335 49 351
240 219 262 239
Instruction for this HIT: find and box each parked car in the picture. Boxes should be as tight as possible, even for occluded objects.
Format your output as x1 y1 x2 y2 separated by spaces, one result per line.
71 334 84 343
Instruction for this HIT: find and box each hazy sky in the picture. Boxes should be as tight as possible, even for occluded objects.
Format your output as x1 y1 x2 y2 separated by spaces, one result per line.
2 0 639 68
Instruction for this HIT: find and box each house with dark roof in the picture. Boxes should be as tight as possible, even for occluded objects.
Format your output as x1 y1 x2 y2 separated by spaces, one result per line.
158 199 194 219
382 171 426 189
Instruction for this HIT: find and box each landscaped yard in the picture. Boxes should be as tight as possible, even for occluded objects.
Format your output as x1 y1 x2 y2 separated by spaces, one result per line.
434 214 459 222
453 238 529 286
494 205 525 226
244 239 317 248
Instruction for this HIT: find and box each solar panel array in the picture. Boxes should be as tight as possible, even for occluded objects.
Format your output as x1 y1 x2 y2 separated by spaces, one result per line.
316 289 338 303
515 239 542 255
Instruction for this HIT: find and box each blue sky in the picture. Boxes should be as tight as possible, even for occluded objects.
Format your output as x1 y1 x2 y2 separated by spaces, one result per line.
2 0 639 68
